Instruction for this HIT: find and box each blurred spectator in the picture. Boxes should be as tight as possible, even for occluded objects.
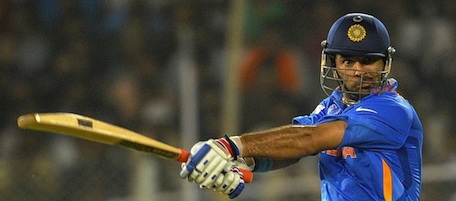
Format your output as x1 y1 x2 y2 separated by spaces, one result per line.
239 24 302 95
238 23 305 132
1 1 456 200
243 0 286 46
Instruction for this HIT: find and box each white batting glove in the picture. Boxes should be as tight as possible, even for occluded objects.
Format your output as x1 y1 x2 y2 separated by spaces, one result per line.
180 140 230 183
180 137 247 198
188 160 247 199
180 135 243 182
206 159 252 198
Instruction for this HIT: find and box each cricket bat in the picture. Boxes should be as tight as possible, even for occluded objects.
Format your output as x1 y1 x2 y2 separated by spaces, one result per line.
17 112 252 182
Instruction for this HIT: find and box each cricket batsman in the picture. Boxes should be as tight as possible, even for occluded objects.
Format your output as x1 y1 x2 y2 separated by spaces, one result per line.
180 12 423 200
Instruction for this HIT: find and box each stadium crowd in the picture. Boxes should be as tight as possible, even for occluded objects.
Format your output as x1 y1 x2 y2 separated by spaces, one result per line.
0 0 455 200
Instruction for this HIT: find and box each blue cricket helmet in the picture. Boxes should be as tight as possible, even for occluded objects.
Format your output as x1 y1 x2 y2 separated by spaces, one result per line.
323 13 391 57
320 13 396 104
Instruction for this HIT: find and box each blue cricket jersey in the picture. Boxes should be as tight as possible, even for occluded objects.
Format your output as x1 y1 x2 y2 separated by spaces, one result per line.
292 79 423 201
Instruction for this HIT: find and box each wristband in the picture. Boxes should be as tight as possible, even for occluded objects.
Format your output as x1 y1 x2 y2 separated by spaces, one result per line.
223 135 240 159
215 135 243 159
252 157 273 172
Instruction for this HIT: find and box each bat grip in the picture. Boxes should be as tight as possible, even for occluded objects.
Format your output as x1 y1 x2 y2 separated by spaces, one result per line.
239 168 253 183
177 149 190 162
177 149 253 183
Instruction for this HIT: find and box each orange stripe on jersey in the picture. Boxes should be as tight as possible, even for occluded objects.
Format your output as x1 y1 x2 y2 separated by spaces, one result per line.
382 159 393 201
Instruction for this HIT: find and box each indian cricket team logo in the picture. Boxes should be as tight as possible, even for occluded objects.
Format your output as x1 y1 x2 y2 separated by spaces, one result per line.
347 24 366 42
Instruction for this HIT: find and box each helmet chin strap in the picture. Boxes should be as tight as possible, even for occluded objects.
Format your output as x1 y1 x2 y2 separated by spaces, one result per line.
340 79 363 105
334 66 363 103
338 70 383 105
342 95 357 105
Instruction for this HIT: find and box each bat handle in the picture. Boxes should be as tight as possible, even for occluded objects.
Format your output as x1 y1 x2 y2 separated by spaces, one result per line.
177 149 253 183
239 168 253 183
177 149 190 163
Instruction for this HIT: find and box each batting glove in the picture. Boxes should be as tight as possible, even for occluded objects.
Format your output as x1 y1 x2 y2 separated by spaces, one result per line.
179 136 247 198
206 158 253 198
195 161 245 198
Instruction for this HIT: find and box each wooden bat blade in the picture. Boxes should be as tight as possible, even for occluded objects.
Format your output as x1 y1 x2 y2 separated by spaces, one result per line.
17 113 253 183
17 113 189 162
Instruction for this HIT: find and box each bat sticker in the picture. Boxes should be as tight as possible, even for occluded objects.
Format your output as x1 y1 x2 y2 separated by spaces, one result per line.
77 118 93 128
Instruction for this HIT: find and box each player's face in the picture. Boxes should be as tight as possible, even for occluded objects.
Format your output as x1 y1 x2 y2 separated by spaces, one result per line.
334 54 384 95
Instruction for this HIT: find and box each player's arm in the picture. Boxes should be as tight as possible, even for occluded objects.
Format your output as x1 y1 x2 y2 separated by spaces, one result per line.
240 120 346 159
233 121 346 173
179 120 346 198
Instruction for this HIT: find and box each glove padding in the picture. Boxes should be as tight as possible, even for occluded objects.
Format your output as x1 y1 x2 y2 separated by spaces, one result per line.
204 164 245 198
180 139 245 198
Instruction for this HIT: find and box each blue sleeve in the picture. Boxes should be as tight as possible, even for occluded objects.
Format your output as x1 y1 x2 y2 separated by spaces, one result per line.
292 97 332 125
293 91 345 125
292 111 322 125
317 98 414 150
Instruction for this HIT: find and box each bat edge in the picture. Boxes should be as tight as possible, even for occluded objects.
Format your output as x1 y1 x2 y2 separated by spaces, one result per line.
17 113 39 129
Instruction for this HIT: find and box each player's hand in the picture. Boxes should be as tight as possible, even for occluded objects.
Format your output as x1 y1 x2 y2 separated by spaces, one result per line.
180 136 243 182
179 138 247 198
205 158 252 198
202 161 246 198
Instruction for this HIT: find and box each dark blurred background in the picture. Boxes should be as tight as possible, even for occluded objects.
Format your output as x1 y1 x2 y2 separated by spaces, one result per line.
0 0 455 201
